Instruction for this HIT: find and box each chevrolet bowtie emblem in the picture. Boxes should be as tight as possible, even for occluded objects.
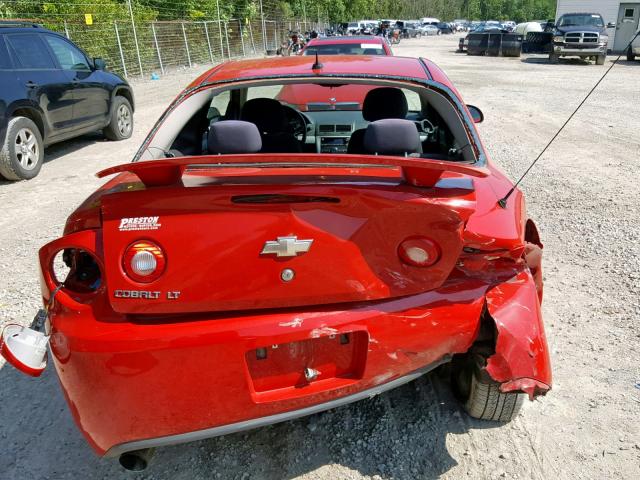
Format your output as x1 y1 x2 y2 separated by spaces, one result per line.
261 236 313 257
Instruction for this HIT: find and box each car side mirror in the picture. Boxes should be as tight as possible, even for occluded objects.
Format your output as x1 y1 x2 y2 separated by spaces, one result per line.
607 22 616 29
93 58 106 70
467 105 484 124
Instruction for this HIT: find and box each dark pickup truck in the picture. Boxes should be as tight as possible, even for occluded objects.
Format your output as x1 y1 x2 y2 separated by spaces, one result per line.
549 13 615 64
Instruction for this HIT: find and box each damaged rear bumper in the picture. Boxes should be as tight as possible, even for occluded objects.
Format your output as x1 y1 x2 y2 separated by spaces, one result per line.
45 265 550 456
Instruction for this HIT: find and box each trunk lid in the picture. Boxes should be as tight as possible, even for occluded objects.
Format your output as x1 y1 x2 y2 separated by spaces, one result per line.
101 178 476 315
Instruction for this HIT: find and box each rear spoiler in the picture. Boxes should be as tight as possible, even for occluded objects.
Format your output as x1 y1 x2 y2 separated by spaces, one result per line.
97 154 489 188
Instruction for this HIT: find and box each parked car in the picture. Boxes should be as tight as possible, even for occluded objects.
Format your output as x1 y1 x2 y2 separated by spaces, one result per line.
453 19 470 32
301 36 392 56
420 24 441 36
420 17 440 25
549 13 614 65
362 22 378 35
2 55 552 470
436 22 454 34
346 21 365 34
398 20 423 38
0 22 134 180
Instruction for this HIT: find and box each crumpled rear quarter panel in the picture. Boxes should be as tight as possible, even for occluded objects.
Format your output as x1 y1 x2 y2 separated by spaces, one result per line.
485 268 552 399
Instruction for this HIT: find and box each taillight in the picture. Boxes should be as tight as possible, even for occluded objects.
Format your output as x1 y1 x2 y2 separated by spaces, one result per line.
398 237 440 267
123 241 166 283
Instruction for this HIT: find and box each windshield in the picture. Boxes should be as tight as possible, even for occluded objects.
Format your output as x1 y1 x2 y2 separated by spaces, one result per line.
348 23 358 28
558 14 604 27
137 79 478 164
303 43 385 55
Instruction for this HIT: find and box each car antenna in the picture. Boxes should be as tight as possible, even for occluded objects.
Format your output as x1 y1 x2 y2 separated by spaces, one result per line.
497 29 640 209
312 51 323 70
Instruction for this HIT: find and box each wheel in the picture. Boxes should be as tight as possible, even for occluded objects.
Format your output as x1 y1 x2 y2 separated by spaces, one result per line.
596 54 606 65
103 96 134 141
0 116 44 181
549 52 559 64
452 355 524 422
627 47 636 61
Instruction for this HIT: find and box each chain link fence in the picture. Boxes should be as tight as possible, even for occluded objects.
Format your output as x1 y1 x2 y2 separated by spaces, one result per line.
0 0 327 79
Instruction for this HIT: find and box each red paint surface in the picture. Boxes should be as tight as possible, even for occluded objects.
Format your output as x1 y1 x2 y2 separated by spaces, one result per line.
29 56 552 455
485 268 552 399
198 56 430 84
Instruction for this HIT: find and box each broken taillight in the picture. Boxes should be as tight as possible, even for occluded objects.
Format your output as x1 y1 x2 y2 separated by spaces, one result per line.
398 237 440 267
123 241 166 283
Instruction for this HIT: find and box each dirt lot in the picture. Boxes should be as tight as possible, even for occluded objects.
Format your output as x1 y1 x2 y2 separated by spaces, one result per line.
0 36 639 479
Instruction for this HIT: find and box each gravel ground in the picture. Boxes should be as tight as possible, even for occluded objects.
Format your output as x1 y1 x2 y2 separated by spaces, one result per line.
0 36 639 479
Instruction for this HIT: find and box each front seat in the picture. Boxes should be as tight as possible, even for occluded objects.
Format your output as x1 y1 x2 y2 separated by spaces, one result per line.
240 98 302 153
347 87 409 154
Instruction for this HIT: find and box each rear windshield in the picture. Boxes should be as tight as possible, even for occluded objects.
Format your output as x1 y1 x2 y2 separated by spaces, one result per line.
138 79 478 165
303 43 385 55
558 14 604 27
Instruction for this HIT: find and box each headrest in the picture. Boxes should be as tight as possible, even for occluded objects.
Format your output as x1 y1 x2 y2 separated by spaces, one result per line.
240 98 287 134
208 120 262 154
363 119 422 155
362 87 408 122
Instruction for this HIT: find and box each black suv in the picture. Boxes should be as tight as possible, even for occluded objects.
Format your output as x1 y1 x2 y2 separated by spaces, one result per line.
0 22 134 180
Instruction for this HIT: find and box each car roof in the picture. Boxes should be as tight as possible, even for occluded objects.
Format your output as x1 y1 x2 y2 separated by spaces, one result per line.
0 24 64 37
196 55 433 86
0 22 52 33
307 36 385 46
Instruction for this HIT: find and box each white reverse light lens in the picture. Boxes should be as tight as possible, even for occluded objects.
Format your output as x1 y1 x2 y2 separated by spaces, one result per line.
131 251 157 276
406 247 429 264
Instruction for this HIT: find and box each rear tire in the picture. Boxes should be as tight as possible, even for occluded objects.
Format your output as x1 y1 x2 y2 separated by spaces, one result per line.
627 47 636 61
596 54 606 65
452 356 524 422
0 116 44 181
104 96 134 141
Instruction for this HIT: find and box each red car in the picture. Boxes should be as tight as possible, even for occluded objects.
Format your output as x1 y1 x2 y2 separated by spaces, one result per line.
279 37 391 112
301 36 393 56
1 55 551 470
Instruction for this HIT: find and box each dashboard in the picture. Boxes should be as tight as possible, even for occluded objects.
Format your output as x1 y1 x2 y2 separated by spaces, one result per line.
292 110 435 154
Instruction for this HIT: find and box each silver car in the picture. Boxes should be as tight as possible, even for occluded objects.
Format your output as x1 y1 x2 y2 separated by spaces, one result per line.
420 24 440 36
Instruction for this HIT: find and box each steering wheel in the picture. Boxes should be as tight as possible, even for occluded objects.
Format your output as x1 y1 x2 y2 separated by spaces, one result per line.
415 118 436 135
282 105 308 145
